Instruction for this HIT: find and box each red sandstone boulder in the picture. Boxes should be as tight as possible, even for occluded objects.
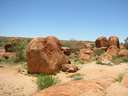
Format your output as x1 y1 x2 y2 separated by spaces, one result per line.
118 49 128 57
106 45 119 56
27 36 70 74
108 36 120 48
95 36 108 48
79 48 93 61
33 80 105 96
61 64 78 73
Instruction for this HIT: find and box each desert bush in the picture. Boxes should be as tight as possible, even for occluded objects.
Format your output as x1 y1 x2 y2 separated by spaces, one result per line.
0 41 5 47
14 40 27 62
37 74 57 90
0 56 16 64
70 73 83 80
124 37 128 49
115 73 124 82
69 53 84 65
112 56 128 64
94 49 105 56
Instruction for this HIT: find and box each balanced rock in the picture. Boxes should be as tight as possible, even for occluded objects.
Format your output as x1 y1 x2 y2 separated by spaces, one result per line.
108 36 120 48
27 36 70 74
95 36 108 48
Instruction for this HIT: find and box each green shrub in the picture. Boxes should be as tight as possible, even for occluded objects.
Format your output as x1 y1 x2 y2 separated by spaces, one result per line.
14 40 27 62
69 53 84 65
94 49 105 56
96 61 103 64
115 73 124 82
70 73 83 80
112 56 128 64
0 57 16 64
37 74 57 90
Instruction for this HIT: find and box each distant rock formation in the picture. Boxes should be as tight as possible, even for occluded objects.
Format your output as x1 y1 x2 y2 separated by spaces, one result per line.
95 36 108 48
108 36 120 48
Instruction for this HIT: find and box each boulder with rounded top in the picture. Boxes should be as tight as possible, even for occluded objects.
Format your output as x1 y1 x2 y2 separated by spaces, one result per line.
27 36 70 74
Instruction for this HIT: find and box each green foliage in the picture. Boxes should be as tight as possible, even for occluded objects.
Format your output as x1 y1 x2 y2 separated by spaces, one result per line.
70 73 83 80
94 49 105 56
0 41 5 47
115 73 124 82
37 74 57 90
0 57 16 64
112 56 128 64
96 61 103 64
69 53 84 65
14 40 27 62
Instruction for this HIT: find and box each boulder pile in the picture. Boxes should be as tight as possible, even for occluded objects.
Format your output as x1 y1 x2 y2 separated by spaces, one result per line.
27 36 77 74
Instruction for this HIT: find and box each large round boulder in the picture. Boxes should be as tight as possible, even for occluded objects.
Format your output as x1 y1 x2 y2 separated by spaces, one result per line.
27 36 70 74
108 36 120 48
95 36 108 48
33 80 105 96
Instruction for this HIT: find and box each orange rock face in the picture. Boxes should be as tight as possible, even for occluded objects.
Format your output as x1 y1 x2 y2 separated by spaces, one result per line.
33 80 105 96
106 45 119 56
27 36 70 74
79 48 93 61
95 36 108 48
108 36 120 48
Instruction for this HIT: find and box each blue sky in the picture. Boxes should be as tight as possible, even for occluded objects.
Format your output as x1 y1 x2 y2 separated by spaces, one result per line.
0 0 128 42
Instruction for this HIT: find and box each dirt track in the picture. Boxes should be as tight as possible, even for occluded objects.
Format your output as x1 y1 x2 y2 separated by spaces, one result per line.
0 64 37 96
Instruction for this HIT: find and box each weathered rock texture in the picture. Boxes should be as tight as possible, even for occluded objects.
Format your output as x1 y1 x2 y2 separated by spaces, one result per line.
106 45 119 56
27 36 70 74
108 36 120 48
33 80 105 96
79 48 93 61
95 36 108 48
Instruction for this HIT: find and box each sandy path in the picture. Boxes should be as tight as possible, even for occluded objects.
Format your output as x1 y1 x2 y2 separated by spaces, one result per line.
0 64 37 96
